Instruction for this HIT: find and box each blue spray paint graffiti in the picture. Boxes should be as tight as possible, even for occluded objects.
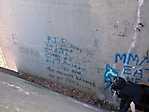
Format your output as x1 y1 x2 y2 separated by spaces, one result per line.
104 51 149 88
115 53 139 65
45 36 96 88
104 64 118 88
45 36 86 76
115 52 149 66
115 52 149 82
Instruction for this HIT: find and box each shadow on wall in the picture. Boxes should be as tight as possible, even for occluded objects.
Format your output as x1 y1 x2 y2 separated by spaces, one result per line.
0 47 17 71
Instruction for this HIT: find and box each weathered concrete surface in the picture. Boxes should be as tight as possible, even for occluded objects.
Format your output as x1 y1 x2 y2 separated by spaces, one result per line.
0 71 104 112
0 0 148 102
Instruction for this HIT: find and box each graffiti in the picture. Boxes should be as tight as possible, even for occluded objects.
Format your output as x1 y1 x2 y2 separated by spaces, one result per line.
123 65 143 75
45 36 87 76
75 75 96 87
45 36 95 89
65 77 93 90
104 64 118 88
47 66 74 79
115 52 149 65
104 52 149 86
113 20 132 38
115 53 139 65
47 66 95 88
115 52 148 82
47 63 95 88
139 50 149 65
115 52 149 80
18 45 40 57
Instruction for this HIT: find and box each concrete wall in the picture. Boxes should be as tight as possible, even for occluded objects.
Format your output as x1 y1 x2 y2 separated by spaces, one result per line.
0 0 149 100
0 0 17 70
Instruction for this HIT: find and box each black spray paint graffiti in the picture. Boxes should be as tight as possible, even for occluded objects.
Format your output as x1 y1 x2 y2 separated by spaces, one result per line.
45 36 96 88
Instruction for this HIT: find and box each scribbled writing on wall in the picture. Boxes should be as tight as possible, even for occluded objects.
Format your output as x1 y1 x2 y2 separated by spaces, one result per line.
115 52 149 82
48 71 95 90
104 51 149 88
45 36 96 89
18 46 40 57
45 36 85 76
113 20 132 38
